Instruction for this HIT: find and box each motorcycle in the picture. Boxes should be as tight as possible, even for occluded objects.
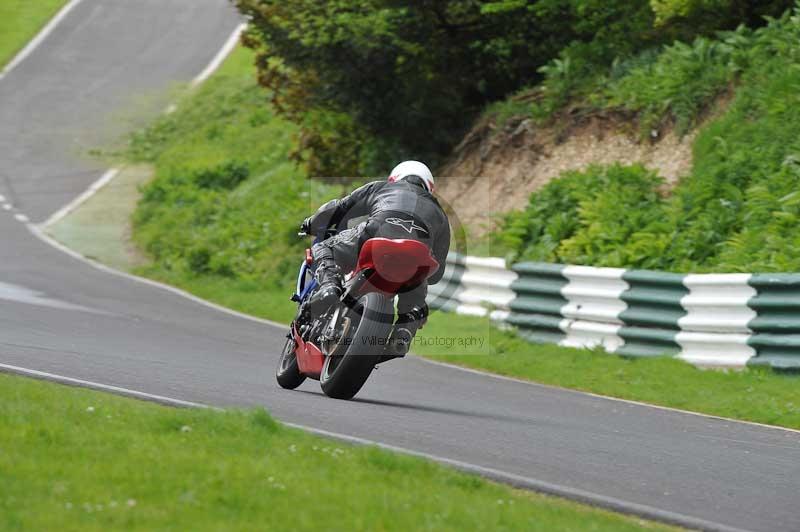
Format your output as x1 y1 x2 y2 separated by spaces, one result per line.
276 229 440 400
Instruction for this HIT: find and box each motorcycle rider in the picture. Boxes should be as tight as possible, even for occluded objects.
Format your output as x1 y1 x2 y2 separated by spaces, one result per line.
301 160 450 356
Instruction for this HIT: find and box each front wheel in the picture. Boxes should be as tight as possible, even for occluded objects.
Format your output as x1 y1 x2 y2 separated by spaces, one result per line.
276 335 306 389
320 292 393 400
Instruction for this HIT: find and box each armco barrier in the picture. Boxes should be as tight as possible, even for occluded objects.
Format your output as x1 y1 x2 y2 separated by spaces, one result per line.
506 263 568 345
616 270 686 358
428 255 799 369
747 274 800 369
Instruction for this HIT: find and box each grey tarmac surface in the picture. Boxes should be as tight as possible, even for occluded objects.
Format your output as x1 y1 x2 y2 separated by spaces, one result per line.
1 2 799 531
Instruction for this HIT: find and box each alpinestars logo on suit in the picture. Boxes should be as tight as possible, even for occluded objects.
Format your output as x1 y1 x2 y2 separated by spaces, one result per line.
385 217 429 235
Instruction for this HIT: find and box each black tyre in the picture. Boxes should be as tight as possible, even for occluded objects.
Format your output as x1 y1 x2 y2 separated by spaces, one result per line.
320 292 393 400
276 335 306 390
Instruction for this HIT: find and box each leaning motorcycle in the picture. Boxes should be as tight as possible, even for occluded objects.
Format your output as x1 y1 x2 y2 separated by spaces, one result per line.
276 230 439 400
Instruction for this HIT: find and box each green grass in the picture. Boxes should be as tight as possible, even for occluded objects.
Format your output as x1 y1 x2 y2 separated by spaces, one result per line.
0 373 675 531
120 45 341 323
0 0 68 68
128 45 344 289
414 312 800 430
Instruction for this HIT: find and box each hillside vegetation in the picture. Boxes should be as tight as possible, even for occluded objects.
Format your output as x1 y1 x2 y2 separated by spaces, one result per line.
128 48 343 321
229 0 800 273
495 7 800 272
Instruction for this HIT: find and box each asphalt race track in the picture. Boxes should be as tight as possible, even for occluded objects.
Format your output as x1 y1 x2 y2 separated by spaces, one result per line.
1 2 799 531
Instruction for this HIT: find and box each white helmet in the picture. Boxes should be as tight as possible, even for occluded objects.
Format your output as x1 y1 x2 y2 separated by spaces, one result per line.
388 160 435 193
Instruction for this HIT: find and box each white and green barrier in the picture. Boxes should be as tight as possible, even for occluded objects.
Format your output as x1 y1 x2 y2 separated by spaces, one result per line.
428 256 800 370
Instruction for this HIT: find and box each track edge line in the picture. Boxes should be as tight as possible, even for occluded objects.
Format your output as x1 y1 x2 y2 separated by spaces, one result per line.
27 224 287 330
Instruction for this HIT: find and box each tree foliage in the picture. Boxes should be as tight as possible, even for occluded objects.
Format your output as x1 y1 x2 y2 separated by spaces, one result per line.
651 0 791 27
236 0 660 175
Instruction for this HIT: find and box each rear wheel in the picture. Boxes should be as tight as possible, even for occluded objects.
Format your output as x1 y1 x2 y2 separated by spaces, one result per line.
276 335 306 389
320 292 393 400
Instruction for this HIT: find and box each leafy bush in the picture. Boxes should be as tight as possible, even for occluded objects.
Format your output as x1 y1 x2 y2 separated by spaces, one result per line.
651 0 793 28
193 162 250 190
601 35 742 135
496 5 800 272
506 28 747 133
491 1 793 132
498 165 667 267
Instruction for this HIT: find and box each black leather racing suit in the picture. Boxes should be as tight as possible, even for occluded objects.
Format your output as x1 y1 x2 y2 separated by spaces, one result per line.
308 177 450 324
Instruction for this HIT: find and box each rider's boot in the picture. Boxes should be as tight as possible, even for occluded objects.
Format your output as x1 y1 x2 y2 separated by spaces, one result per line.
383 305 428 361
307 261 343 314
388 327 413 358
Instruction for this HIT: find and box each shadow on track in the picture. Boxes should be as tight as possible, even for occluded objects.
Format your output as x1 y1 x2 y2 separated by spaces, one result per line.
292 388 535 425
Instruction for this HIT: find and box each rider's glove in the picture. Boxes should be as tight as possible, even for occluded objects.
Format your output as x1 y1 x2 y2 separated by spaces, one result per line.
299 216 312 235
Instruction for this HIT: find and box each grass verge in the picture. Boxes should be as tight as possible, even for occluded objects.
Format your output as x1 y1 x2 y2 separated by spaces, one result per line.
47 166 151 271
0 0 68 68
126 46 342 293
414 313 800 430
0 374 674 531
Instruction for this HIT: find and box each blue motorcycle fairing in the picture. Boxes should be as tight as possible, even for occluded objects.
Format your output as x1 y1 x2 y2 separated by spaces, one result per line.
296 261 318 302
294 236 321 303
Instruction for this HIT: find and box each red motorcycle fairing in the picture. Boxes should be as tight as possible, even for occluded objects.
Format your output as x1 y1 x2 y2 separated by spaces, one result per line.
353 237 439 295
293 323 324 379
